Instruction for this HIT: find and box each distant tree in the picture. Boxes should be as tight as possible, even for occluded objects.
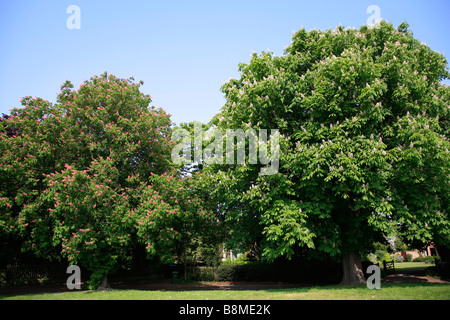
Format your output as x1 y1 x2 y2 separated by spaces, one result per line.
209 21 450 284
135 169 222 270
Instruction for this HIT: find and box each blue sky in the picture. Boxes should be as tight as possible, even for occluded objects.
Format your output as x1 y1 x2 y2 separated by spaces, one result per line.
1 0 449 126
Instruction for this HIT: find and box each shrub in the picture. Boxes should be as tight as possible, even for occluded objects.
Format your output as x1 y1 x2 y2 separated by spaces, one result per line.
406 254 413 262
367 253 378 264
382 252 393 262
435 262 450 280
413 256 437 264
424 256 438 264
372 243 397 262
238 263 272 281
221 255 249 265
189 266 215 282
215 264 239 281
214 260 341 284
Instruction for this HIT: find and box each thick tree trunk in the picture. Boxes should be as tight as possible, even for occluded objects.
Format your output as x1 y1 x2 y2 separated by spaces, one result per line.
97 276 111 291
341 252 366 285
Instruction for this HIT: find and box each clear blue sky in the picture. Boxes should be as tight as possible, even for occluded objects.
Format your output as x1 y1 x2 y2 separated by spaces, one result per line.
1 0 449 126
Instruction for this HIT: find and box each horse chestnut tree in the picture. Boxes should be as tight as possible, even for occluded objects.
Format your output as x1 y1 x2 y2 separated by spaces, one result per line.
211 21 450 285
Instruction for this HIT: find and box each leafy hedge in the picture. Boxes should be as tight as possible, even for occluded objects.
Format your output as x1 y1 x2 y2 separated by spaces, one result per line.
413 256 439 264
192 260 342 284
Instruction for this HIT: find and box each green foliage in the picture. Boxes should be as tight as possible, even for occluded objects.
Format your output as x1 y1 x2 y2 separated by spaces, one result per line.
214 264 239 281
413 256 438 264
0 73 218 288
196 243 223 267
369 241 397 262
207 21 450 265
213 262 272 282
194 259 341 284
135 170 221 264
221 254 249 265
382 252 393 262
88 267 111 290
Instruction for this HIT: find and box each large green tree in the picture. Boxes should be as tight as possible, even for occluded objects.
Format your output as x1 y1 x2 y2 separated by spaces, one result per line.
209 21 450 284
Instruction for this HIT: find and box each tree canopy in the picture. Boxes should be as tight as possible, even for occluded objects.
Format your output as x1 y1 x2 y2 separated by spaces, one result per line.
1 21 449 287
207 21 449 284
0 73 219 288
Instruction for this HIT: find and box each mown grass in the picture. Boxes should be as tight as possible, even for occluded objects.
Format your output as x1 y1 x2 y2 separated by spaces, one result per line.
1 262 447 300
393 262 434 271
1 283 449 300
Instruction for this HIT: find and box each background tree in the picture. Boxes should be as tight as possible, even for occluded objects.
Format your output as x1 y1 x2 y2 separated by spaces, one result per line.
210 21 450 284
171 121 266 259
135 170 222 275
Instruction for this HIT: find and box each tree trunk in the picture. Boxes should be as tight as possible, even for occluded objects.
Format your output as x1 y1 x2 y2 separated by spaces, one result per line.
341 252 366 285
97 276 111 291
252 241 261 261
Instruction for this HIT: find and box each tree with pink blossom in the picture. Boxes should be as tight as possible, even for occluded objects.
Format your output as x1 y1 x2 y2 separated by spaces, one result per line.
0 73 217 289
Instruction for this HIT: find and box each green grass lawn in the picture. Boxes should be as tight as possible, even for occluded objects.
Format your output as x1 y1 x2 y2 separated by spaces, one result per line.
1 262 448 300
1 283 449 300
393 262 433 271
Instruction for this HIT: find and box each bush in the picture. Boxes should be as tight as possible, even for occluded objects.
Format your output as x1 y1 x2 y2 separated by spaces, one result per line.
367 253 378 264
238 263 272 281
189 266 215 282
215 264 239 281
435 262 450 280
394 255 404 263
190 259 342 284
413 256 438 264
423 256 438 264
406 254 413 262
382 252 393 262
221 255 249 265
